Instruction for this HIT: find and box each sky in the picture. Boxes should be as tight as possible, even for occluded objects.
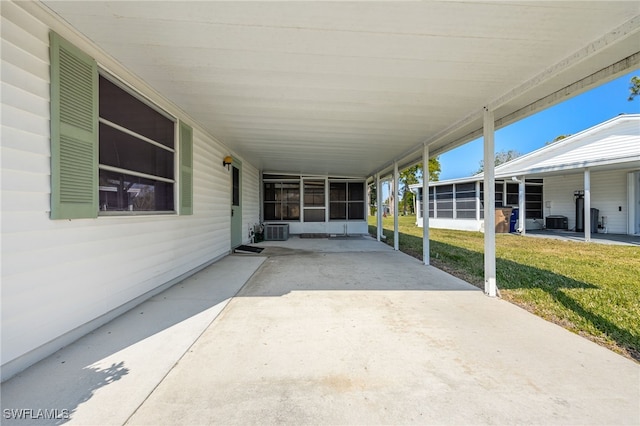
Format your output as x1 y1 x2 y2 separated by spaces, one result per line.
437 70 640 181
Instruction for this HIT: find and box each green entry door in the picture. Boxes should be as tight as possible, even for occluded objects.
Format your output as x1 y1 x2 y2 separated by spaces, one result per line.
231 161 243 248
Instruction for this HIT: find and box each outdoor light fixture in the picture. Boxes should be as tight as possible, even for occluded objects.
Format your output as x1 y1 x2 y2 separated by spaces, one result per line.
223 155 233 170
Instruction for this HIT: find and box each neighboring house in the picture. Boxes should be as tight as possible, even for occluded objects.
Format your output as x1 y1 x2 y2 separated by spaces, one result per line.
411 114 640 235
410 177 544 232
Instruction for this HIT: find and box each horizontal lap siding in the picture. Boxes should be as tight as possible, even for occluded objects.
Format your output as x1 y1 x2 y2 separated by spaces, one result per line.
543 170 629 234
590 170 629 234
1 1 253 372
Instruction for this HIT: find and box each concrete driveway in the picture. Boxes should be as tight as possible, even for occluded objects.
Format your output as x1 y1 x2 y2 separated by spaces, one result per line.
2 236 638 425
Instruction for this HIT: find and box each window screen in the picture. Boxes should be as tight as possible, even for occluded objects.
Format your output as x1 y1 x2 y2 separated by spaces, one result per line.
98 75 175 213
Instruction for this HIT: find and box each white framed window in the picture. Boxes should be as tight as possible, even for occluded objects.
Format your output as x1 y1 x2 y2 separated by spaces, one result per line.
98 74 177 213
49 31 193 219
303 180 325 222
329 181 365 220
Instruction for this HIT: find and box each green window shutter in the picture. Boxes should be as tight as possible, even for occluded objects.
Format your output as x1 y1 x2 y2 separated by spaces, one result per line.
50 32 98 219
179 121 194 215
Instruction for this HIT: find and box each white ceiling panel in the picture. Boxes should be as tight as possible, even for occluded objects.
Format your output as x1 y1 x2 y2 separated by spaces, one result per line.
42 1 640 177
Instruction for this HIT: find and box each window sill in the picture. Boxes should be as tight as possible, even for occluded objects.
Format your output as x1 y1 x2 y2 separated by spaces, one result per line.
99 210 177 217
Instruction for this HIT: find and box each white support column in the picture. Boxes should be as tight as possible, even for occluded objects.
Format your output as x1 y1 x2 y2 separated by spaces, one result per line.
584 168 591 242
423 144 430 266
300 178 305 223
376 173 382 242
393 162 399 251
453 183 457 219
483 107 497 297
502 181 507 208
367 181 372 217
475 181 481 222
519 176 526 235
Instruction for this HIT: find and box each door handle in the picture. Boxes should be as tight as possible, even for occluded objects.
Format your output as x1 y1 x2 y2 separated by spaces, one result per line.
231 209 234 217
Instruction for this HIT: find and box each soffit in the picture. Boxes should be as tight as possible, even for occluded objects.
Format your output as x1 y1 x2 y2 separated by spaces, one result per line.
41 1 640 177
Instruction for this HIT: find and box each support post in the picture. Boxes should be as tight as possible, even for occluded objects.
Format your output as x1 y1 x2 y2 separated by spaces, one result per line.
376 173 382 242
475 181 481 222
423 144 430 265
519 176 526 235
584 169 591 242
393 162 399 251
483 107 497 297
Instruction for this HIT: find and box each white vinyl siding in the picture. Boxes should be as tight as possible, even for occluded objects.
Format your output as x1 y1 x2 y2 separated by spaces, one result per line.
543 170 629 234
1 2 258 379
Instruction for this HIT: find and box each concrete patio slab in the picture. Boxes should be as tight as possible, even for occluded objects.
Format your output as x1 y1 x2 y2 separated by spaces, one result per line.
525 230 640 246
2 236 638 425
1 255 266 426
126 238 639 425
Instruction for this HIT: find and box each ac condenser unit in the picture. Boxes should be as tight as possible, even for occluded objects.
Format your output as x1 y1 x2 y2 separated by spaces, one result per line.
546 215 568 230
264 224 289 241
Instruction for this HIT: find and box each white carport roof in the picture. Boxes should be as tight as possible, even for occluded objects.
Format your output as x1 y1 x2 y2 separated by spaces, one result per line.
35 1 640 178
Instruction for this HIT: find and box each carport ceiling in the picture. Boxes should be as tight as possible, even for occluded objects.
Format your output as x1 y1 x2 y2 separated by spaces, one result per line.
42 1 640 177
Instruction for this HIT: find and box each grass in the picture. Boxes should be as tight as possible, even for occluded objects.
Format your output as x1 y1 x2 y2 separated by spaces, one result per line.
369 215 640 361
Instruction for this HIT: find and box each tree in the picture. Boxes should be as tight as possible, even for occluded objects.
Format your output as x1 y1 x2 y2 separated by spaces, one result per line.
475 149 521 174
628 76 640 101
399 165 419 215
369 182 377 215
370 157 441 216
545 134 571 146
398 157 441 215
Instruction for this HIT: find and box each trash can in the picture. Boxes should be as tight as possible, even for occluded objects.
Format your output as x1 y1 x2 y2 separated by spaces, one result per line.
509 208 519 233
590 208 599 234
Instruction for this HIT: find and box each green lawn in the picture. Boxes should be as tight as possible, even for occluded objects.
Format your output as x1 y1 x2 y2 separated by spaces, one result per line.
369 215 640 361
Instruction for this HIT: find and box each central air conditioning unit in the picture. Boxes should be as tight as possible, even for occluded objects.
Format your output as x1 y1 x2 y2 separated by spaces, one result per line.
264 224 289 241
546 215 568 230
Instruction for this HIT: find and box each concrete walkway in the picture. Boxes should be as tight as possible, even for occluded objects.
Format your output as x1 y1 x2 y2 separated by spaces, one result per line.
2 236 638 425
525 229 640 246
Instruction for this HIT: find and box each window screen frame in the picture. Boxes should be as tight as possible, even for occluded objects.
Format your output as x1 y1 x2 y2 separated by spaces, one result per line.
263 180 301 221
303 179 326 222
328 180 366 221
97 70 178 215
